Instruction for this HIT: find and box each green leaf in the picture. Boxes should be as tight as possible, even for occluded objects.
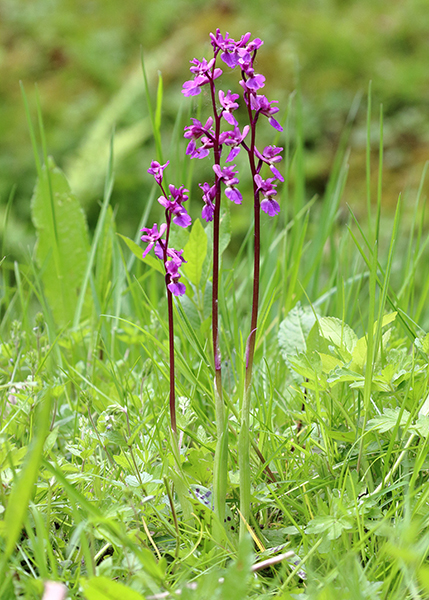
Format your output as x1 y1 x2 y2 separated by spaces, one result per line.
81 576 146 600
278 303 316 361
117 233 163 274
305 515 353 540
318 352 344 373
95 205 115 302
318 317 357 353
183 218 207 286
31 158 92 326
368 408 411 433
0 391 52 577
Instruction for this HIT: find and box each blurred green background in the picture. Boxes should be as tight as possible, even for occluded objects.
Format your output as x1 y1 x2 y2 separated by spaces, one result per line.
1 0 429 259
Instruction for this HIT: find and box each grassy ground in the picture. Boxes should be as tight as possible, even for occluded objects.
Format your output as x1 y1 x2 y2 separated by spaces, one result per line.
2 62 429 597
2 5 429 600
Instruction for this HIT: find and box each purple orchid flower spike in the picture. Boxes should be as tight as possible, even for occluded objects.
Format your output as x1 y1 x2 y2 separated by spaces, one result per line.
141 158 192 436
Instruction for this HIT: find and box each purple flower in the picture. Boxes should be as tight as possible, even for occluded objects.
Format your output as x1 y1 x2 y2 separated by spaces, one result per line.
213 164 242 204
210 30 263 72
141 223 167 258
200 182 216 222
184 117 215 159
147 160 170 184
254 174 280 216
184 117 215 140
240 72 266 92
158 185 192 228
185 139 212 160
219 90 240 126
182 57 222 96
165 259 186 296
255 145 284 181
221 124 250 162
250 95 283 131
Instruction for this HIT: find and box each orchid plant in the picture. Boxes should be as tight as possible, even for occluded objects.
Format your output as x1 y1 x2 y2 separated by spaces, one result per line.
141 29 283 539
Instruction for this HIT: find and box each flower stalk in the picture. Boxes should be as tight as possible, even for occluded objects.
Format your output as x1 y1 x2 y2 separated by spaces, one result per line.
141 163 192 435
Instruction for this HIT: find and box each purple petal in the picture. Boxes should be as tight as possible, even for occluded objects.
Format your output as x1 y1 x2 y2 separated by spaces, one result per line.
261 198 280 216
222 111 238 126
173 212 192 228
270 164 284 182
202 204 214 222
225 187 242 204
168 281 186 296
182 80 202 97
226 146 241 162
269 117 283 132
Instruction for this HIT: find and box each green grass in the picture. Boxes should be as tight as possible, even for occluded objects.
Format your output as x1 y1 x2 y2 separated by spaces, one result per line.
2 64 429 600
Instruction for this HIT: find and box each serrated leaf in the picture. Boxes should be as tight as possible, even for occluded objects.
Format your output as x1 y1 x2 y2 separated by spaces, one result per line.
278 303 316 362
81 576 145 600
183 218 207 286
305 515 352 540
31 158 92 326
413 416 429 437
368 408 411 433
113 454 131 470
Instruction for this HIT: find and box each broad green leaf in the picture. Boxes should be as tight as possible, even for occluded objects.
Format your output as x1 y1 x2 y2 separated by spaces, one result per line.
350 335 367 371
413 416 429 437
183 218 207 286
375 311 397 332
305 515 353 540
368 408 411 433
81 576 145 600
319 352 344 373
318 317 357 353
278 303 316 361
31 158 92 326
117 233 163 274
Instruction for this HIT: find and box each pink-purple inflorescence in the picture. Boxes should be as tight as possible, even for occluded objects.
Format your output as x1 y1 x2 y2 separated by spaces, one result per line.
141 29 283 295
182 28 283 220
141 160 191 297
